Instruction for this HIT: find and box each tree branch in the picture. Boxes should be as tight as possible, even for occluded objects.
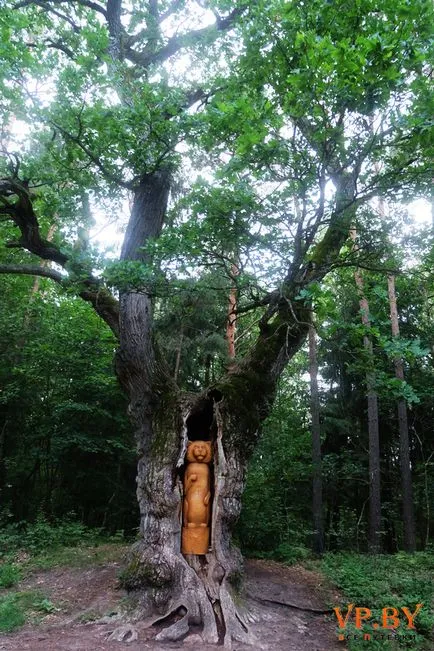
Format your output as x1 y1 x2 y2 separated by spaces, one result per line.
0 263 64 283
0 177 120 337
14 0 81 32
77 282 120 338
0 178 69 265
50 121 134 189
26 38 76 59
45 39 76 59
124 6 244 69
14 0 108 19
148 0 159 19
107 0 123 59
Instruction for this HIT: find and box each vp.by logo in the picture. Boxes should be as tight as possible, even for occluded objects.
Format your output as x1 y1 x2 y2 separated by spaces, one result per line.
333 603 423 640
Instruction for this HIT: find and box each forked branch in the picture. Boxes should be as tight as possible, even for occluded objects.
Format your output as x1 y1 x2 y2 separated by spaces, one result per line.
0 176 120 338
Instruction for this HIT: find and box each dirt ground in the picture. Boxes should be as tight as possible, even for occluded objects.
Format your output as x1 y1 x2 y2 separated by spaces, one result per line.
0 555 344 650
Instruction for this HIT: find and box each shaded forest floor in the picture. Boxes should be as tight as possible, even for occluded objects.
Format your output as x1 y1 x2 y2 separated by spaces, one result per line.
0 544 343 650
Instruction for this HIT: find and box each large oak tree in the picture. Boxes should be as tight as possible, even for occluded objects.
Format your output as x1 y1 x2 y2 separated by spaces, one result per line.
0 0 432 644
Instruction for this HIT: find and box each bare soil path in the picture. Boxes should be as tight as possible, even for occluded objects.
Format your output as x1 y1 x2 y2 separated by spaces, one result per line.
0 553 344 650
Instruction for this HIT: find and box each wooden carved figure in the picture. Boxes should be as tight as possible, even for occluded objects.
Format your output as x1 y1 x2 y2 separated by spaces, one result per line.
182 440 212 555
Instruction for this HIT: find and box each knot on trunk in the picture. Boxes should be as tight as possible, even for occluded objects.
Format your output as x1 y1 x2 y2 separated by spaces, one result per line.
120 542 175 592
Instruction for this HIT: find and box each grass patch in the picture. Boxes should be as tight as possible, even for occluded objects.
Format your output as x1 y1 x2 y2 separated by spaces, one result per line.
0 595 25 632
0 516 128 576
0 563 21 588
321 552 434 650
0 590 59 633
0 517 129 635
23 542 128 572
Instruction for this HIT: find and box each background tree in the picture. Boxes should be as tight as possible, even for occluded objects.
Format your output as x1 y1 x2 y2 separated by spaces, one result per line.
309 323 324 555
0 272 135 530
350 227 382 553
387 272 416 552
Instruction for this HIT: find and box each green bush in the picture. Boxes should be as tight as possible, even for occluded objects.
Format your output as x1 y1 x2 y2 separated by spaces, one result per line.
0 563 21 588
322 552 434 650
273 542 311 564
21 517 93 552
0 596 25 632
0 591 59 633
0 515 120 558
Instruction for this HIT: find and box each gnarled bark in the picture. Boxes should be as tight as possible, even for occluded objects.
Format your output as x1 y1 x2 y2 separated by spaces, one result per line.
116 291 313 644
118 392 255 646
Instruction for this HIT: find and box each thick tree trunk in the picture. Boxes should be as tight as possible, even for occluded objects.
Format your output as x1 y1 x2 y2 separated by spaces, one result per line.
114 170 256 644
308 324 324 555
118 391 255 645
116 302 311 644
115 302 310 644
387 274 416 552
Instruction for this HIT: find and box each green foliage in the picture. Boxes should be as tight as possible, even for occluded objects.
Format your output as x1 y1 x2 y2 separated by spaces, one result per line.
238 359 313 556
0 515 124 559
154 272 230 390
0 563 21 588
272 542 311 565
0 274 137 533
24 541 128 573
36 598 58 614
0 591 60 633
0 595 25 632
322 552 434 649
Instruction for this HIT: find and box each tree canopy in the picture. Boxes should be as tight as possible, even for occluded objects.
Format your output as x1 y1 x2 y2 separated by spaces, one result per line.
0 0 433 645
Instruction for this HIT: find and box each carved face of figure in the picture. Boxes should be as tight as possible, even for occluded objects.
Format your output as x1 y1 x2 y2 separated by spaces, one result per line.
186 440 212 464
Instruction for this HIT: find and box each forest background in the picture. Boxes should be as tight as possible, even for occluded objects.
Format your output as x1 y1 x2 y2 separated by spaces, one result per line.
0 0 433 648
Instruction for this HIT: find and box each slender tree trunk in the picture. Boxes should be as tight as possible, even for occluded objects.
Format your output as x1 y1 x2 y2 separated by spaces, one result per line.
17 223 57 349
204 353 212 387
226 262 239 360
308 324 324 555
387 274 416 551
173 326 183 383
350 228 382 553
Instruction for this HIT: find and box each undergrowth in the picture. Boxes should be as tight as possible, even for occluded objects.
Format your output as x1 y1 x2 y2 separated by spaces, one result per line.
0 563 21 589
0 591 58 633
243 542 312 565
0 516 128 633
321 551 434 650
0 515 126 559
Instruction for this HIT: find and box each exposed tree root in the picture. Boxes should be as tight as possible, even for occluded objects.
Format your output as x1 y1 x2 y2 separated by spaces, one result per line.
117 551 257 647
153 578 219 644
246 591 333 614
152 585 256 649
106 624 138 643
